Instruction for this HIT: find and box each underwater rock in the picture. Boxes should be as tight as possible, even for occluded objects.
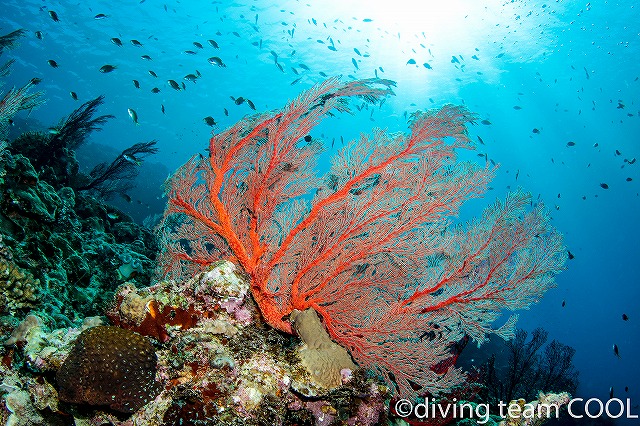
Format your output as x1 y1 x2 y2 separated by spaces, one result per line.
107 260 251 342
3 314 41 346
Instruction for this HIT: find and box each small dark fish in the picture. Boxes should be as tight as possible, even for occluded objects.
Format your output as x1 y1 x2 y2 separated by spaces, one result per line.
111 37 123 47
203 116 216 126
352 58 359 69
133 80 140 88
513 105 522 110
291 77 302 85
168 79 181 90
30 77 42 85
270 50 278 61
184 73 198 82
131 39 143 47
423 63 432 69
584 67 590 79
354 48 361 56
626 177 633 182
47 59 58 68
615 149 621 156
148 70 158 77
94 13 108 19
625 386 629 392
496 52 505 58
70 91 78 100
566 141 576 147
181 82 186 90
304 135 312 142
600 183 609 189
184 50 197 55
208 39 219 48
246 99 256 110
532 128 540 134
151 87 160 93
141 55 152 60
622 313 629 321
481 119 491 125
561 300 566 307
299 63 310 71
232 31 240 37
363 18 372 22
477 136 485 145
223 108 229 116
48 10 60 22
327 45 337 51
613 344 620 358
99 64 116 73
161 104 165 114
193 41 203 49
208 56 226 67
276 62 284 73
319 71 327 77
450 56 460 64
406 58 416 65
35 31 43 40
121 193 132 203
567 250 575 260
234 96 245 105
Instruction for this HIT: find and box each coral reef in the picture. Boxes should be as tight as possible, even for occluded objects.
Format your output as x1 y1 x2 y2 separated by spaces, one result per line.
0 96 158 325
1 261 391 425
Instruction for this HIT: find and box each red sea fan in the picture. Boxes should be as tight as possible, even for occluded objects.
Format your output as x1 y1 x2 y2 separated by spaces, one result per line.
157 77 565 398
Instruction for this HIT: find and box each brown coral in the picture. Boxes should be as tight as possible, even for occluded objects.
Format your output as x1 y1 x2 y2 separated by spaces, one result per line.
291 308 356 391
56 325 161 413
0 258 40 314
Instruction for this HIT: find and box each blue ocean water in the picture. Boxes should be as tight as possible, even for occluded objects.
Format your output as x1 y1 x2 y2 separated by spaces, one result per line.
2 0 638 422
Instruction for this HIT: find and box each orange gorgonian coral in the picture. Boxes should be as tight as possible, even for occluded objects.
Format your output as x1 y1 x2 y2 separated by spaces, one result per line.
157 77 565 397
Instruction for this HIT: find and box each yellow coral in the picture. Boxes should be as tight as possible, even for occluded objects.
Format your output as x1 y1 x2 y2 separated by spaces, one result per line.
0 258 39 314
